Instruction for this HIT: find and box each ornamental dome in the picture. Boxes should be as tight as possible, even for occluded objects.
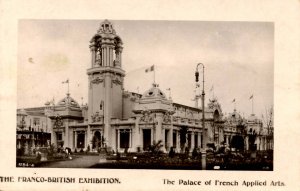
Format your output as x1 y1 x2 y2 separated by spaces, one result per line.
97 19 116 35
44 101 51 106
247 113 260 123
57 94 80 108
17 108 28 116
226 109 243 122
141 84 167 100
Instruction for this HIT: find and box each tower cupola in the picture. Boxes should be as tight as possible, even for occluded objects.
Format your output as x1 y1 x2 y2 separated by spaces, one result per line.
89 20 123 68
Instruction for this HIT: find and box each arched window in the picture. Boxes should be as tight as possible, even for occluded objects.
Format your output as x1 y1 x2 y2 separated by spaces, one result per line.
95 47 102 66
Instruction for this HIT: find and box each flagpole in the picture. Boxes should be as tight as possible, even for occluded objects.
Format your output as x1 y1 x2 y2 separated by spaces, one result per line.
252 96 254 114
153 65 156 85
68 79 70 95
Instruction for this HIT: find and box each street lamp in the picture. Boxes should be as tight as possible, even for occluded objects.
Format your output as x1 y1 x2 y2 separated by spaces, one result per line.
195 63 206 170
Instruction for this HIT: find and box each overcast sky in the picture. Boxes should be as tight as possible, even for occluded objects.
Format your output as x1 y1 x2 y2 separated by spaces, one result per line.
17 20 273 119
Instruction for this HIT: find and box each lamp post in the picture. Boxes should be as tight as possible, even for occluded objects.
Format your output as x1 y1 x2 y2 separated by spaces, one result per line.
195 63 206 170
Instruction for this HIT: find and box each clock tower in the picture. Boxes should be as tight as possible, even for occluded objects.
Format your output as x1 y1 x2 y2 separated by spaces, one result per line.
87 20 125 148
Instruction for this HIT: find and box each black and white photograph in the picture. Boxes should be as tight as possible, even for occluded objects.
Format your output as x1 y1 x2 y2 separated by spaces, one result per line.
16 19 274 170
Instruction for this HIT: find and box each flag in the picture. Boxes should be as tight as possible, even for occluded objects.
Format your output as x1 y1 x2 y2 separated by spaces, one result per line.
62 79 69 84
28 57 34 63
145 65 154 73
210 85 214 92
51 97 55 106
196 84 200 88
249 95 253 99
232 99 236 103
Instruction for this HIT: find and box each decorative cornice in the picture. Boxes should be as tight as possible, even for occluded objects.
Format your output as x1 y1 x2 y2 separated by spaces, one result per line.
163 111 172 123
112 76 122 85
91 111 103 123
91 76 104 84
140 110 154 123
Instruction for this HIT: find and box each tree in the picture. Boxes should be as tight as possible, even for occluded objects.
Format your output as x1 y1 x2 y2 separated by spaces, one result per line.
148 140 164 156
262 106 274 150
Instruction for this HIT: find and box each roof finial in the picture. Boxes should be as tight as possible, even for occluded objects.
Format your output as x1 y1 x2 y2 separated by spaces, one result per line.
152 83 159 88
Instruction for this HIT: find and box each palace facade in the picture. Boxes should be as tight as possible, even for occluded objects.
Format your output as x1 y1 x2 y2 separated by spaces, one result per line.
16 20 273 153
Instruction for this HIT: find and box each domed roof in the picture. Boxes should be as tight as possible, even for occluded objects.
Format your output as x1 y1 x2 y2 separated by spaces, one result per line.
247 113 260 123
97 19 116 35
57 93 80 108
141 84 167 100
226 109 242 122
44 101 51 106
17 108 27 116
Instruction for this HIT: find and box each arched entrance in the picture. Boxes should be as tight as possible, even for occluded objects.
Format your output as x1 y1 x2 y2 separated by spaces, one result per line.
92 131 102 150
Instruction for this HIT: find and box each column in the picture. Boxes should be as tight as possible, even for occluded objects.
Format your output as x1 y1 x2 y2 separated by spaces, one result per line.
106 47 109 66
133 116 141 152
117 129 120 151
155 114 163 147
86 131 89 149
151 128 154 145
101 47 104 66
74 131 77 149
129 129 132 149
111 127 116 152
168 128 173 151
68 129 73 149
103 46 106 66
177 130 180 152
52 131 57 147
110 47 113 66
264 137 267 150
90 44 96 67
87 125 91 149
65 124 69 148
119 49 122 67
226 135 229 145
191 131 195 150
162 128 166 150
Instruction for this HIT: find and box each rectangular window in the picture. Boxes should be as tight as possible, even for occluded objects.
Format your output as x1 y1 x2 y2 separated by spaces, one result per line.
164 129 169 148
33 118 40 126
194 133 198 148
143 129 151 151
187 133 191 149
57 133 62 141
173 131 177 148
77 133 85 148
120 130 130 149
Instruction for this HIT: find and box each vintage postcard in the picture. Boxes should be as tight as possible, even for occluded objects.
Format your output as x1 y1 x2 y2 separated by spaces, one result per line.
0 0 299 191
